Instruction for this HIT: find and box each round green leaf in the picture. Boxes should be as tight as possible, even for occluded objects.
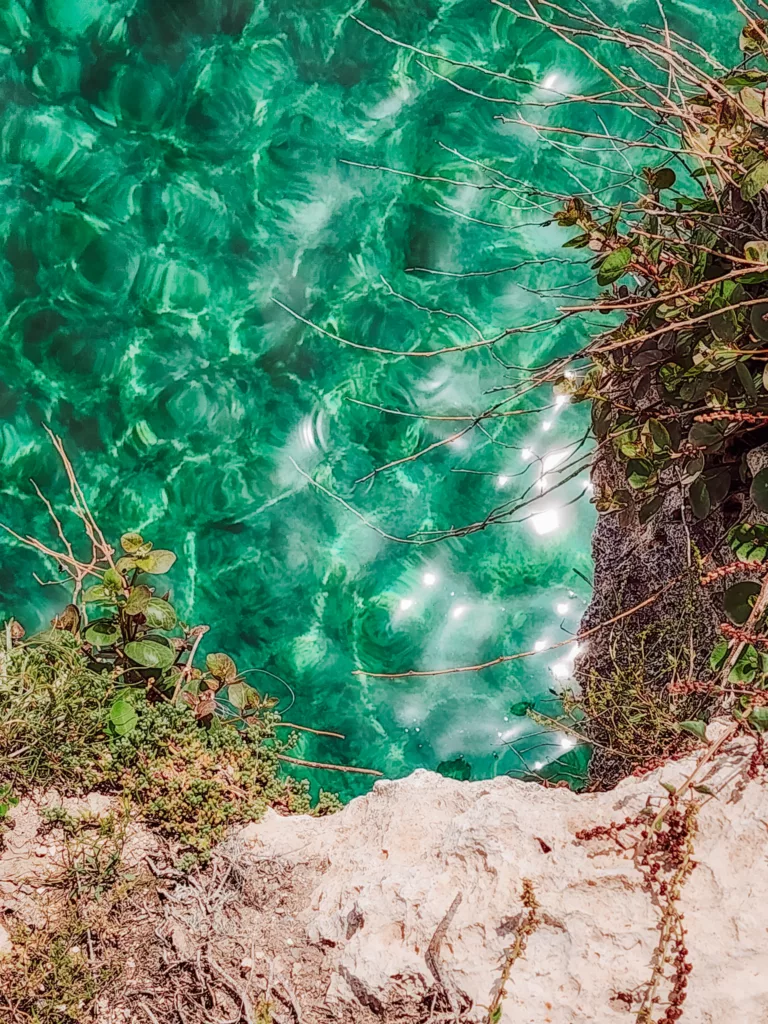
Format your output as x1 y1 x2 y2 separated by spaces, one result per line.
727 522 768 563
596 246 632 286
84 619 120 647
638 493 663 524
103 567 124 591
688 420 727 452
749 706 768 732
135 549 176 575
689 477 711 520
750 467 768 511
741 159 768 202
681 455 704 486
627 458 657 490
83 584 115 604
109 699 138 737
703 467 731 508
648 419 671 451
679 720 708 742
125 638 176 670
144 598 177 631
723 580 762 625
121 533 145 554
729 644 758 684
751 301 768 342
206 652 237 682
115 556 137 575
227 682 247 710
709 638 729 671
124 585 151 616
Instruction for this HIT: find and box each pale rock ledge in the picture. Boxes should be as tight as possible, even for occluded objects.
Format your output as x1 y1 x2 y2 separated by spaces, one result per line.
232 734 768 1023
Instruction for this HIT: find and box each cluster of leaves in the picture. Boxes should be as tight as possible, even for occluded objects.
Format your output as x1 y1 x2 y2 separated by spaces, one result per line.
36 530 284 743
0 632 337 862
558 36 768 528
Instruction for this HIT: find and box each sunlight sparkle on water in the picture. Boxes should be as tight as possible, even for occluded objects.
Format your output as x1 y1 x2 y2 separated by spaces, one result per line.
399 598 414 611
531 509 560 535
422 572 437 587
543 449 568 472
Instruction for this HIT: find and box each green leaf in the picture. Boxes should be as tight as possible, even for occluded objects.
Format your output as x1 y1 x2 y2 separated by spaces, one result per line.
751 301 768 342
681 454 704 486
115 556 137 575
206 652 237 682
135 549 176 575
741 159 768 202
144 598 177 631
703 467 731 509
84 619 120 647
83 585 115 604
638 493 663 525
749 706 768 732
125 638 176 670
109 699 138 737
723 581 762 625
123 585 151 616
627 458 657 490
688 420 727 452
693 784 716 796
736 361 758 401
727 522 768 562
679 720 708 742
709 638 729 671
648 419 671 451
750 467 768 512
596 246 632 286
591 400 612 440
729 644 758 684
563 232 590 249
227 682 247 710
660 781 677 794
103 567 124 591
120 533 145 554
689 477 711 520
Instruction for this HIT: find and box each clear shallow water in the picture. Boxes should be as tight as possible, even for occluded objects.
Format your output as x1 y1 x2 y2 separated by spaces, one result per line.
0 0 739 797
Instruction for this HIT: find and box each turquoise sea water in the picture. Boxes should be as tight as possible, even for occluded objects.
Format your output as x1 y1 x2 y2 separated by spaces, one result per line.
0 0 740 797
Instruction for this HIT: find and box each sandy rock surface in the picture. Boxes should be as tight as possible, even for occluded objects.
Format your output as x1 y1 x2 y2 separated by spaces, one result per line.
234 732 768 1023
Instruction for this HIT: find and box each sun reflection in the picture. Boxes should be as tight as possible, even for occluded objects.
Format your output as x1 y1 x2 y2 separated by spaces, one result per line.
422 571 437 586
399 598 414 611
543 449 567 472
531 509 560 535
